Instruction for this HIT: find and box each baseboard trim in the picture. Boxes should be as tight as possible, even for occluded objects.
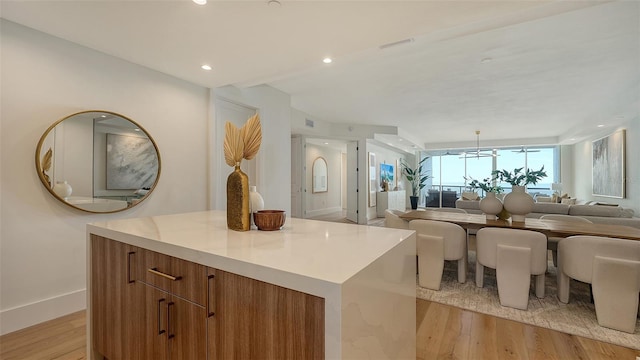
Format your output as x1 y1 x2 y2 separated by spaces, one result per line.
0 289 86 335
306 206 343 218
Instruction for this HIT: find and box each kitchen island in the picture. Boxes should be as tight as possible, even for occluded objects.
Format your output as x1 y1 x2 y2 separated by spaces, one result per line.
87 210 416 359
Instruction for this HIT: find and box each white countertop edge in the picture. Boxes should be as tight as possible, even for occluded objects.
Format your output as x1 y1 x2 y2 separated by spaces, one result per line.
87 225 342 299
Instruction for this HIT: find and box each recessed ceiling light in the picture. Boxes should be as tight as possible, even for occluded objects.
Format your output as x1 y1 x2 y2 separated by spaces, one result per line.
323 57 332 64
324 142 329 145
193 0 206 5
398 139 403 142
201 64 212 71
267 0 281 7
100 115 107 118
597 124 605 128
134 128 141 132
569 138 576 141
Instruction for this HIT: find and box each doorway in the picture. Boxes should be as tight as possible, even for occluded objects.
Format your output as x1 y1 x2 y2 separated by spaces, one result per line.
291 137 358 223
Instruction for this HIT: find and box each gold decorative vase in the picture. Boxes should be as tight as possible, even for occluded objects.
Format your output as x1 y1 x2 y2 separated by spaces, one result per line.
227 165 250 231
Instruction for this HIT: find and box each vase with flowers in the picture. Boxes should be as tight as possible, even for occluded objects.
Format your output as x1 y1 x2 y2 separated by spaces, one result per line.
466 176 503 220
223 114 262 231
492 166 547 222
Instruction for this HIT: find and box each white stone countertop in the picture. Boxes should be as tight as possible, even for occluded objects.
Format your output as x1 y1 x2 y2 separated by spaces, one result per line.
87 210 415 293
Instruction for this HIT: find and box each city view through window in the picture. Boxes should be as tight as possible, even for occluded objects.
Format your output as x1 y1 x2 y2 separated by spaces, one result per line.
424 146 559 206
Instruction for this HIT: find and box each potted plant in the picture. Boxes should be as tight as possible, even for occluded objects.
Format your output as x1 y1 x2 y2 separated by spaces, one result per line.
400 157 430 210
492 166 547 222
491 166 547 187
466 176 504 220
465 176 504 195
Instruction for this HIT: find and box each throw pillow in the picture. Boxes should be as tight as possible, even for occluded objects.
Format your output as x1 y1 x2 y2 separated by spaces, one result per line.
461 191 479 200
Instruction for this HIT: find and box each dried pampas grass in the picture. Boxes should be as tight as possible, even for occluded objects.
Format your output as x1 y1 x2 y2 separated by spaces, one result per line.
223 114 262 167
241 114 261 160
42 148 53 172
224 122 244 167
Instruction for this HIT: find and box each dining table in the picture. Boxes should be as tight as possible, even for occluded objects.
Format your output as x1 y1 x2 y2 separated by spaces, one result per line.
399 210 640 241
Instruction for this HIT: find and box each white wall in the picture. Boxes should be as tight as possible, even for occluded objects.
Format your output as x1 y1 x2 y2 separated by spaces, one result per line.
365 141 412 219
0 20 210 334
305 144 342 217
212 86 292 214
571 118 640 214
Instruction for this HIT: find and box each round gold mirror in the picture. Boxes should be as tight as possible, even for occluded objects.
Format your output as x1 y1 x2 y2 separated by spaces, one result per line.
35 110 161 213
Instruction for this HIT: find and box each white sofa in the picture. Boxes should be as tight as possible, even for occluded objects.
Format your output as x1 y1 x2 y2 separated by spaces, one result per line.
455 200 640 229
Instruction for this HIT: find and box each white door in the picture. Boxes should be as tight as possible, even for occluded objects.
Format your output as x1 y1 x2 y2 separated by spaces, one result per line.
290 136 303 218
211 98 256 210
346 141 358 223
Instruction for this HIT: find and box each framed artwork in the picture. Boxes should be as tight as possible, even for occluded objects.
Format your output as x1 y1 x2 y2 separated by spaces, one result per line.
368 152 376 207
106 133 158 189
592 129 625 198
380 163 394 189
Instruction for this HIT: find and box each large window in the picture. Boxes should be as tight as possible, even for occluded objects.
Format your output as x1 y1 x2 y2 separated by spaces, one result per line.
425 146 558 207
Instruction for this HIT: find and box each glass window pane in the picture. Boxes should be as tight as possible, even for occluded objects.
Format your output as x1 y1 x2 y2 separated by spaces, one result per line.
431 155 441 187
526 148 555 196
465 155 493 196
495 149 526 193
440 154 465 193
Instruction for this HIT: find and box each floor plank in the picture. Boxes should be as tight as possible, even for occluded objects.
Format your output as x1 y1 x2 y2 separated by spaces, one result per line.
2 300 639 359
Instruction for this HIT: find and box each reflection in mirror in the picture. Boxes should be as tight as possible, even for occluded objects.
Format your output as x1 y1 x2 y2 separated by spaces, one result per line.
35 110 161 213
312 157 328 193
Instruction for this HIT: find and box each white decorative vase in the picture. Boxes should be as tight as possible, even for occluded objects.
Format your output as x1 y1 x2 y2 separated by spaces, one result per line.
249 186 264 214
503 185 534 222
53 180 72 200
479 192 503 220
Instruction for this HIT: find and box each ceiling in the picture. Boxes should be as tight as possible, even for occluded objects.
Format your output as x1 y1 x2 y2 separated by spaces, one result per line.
2 0 638 150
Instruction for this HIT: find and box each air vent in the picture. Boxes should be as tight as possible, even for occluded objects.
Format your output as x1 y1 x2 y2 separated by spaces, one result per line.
305 118 314 128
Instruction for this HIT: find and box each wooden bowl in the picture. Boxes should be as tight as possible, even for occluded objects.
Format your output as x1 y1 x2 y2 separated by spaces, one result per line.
253 210 286 231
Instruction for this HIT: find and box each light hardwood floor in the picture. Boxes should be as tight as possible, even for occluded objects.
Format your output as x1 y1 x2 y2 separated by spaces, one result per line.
2 300 638 360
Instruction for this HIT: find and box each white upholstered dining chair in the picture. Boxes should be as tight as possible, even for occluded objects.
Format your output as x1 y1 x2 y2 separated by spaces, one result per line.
557 235 640 333
475 227 547 310
384 209 409 229
409 219 467 290
540 214 592 267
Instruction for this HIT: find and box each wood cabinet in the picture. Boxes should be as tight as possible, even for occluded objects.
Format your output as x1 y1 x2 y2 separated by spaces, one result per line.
209 270 324 360
128 282 207 360
90 235 139 360
90 235 324 359
376 190 406 217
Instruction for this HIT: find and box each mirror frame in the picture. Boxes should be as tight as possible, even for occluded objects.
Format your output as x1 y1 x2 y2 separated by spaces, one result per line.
312 157 328 193
35 110 162 213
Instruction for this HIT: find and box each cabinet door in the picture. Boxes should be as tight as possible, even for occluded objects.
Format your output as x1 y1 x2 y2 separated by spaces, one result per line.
91 235 138 359
213 270 325 360
167 294 207 360
125 284 170 360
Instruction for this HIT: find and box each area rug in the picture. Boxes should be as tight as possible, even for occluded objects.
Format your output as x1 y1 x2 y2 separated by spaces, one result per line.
416 251 640 350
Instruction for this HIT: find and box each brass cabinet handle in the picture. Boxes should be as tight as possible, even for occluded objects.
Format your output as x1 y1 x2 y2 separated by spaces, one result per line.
148 267 182 281
157 298 166 335
127 252 135 284
207 274 215 318
167 302 175 339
